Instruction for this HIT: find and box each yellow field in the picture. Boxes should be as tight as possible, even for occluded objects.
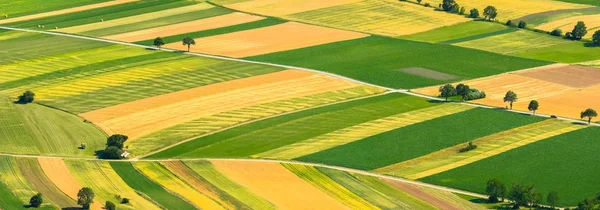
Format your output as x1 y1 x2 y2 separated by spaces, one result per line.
81 70 361 140
162 22 369 58
38 158 103 210
420 0 590 21
65 160 161 210
286 0 470 36
224 0 362 16
210 160 350 209
103 12 265 42
0 45 152 84
537 14 600 39
56 4 213 34
134 162 225 210
258 104 473 159
453 30 568 54
377 120 583 179
0 0 139 25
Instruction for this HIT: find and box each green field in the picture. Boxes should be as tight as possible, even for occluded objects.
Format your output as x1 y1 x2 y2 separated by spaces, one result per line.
148 93 436 158
0 157 57 209
400 21 507 43
297 108 544 170
513 41 600 63
0 0 107 17
6 0 195 29
109 162 196 210
135 18 286 46
0 97 106 157
247 36 551 89
421 127 600 206
17 158 77 208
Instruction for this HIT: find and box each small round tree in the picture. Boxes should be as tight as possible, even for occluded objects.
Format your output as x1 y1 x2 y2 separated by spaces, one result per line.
182 36 196 52
153 37 165 49
580 108 597 125
105 201 116 210
29 193 43 208
439 84 456 101
469 8 480 18
570 21 587 40
503 90 518 110
483 6 498 21
18 90 35 104
528 100 539 115
518 21 527 29
592 30 600 46
77 187 95 209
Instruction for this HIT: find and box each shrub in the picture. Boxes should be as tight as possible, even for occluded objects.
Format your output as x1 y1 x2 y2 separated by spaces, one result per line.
29 193 43 208
99 146 122 159
465 88 486 100
424 3 431 7
469 8 479 18
518 21 527 29
18 91 35 104
565 32 573 39
592 30 600 46
459 141 477 152
451 4 460 13
506 20 513 26
121 198 130 204
105 201 116 210
417 0 422 3
459 6 466 15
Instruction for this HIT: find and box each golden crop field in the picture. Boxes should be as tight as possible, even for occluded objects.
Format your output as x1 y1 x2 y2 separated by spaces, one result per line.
258 104 473 159
453 30 569 54
162 22 369 58
223 0 362 16
286 0 470 36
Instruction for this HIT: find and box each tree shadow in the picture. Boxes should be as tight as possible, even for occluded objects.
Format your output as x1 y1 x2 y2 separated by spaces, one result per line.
584 42 599 47
62 207 83 210
572 121 588 126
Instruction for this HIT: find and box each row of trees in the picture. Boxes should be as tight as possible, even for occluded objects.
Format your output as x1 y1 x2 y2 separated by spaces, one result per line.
153 36 196 52
486 178 560 209
438 83 486 101
439 0 498 20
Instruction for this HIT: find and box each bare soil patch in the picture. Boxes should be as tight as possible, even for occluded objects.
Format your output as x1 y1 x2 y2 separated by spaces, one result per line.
400 67 460 81
518 65 600 88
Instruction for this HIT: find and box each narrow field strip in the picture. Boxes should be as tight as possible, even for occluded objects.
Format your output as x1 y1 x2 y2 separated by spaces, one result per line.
56 3 213 34
352 173 437 209
453 30 570 54
161 161 248 209
414 186 485 210
104 12 264 42
0 0 107 18
163 22 369 58
65 160 160 210
109 162 197 210
0 0 138 25
536 13 600 39
0 45 151 84
17 158 78 208
134 162 225 210
38 158 103 210
224 0 362 16
377 120 582 179
0 156 47 206
283 164 378 209
258 104 473 159
184 161 276 210
87 70 360 140
384 179 462 210
400 21 507 43
286 0 469 36
210 160 350 209
143 85 383 158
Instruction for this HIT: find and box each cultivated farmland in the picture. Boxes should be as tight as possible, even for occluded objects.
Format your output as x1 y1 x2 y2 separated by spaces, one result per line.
536 13 600 39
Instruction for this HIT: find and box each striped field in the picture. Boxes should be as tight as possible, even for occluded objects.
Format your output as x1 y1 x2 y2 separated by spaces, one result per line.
453 30 570 54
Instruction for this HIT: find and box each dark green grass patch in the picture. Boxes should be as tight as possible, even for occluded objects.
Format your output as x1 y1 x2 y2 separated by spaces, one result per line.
109 162 196 210
148 93 435 158
0 0 107 18
297 108 543 170
400 21 507 43
81 6 233 37
247 36 551 89
552 0 600 6
420 126 600 206
0 181 27 210
6 0 194 29
513 42 600 63
135 18 286 46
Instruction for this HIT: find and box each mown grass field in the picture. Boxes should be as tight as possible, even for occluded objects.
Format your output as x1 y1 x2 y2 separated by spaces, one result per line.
148 93 434 158
297 108 544 170
400 21 507 43
248 36 551 89
0 97 106 157
421 127 600 206
0 0 107 17
513 42 600 63
109 162 197 210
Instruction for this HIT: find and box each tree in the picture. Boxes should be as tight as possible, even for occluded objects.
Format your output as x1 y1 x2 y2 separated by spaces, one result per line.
486 179 506 203
100 146 123 159
456 83 470 101
483 6 498 21
439 84 456 101
77 187 95 209
518 21 527 29
18 90 35 104
442 0 455 11
469 8 479 18
506 20 513 26
106 134 128 149
182 36 196 52
571 21 587 40
550 29 562 36
528 100 539 115
580 108 597 125
592 30 600 46
503 90 517 110
29 193 43 208
459 6 466 15
531 191 543 208
451 4 460 13
508 183 534 209
417 0 422 4
105 201 116 210
153 37 165 49
547 191 560 209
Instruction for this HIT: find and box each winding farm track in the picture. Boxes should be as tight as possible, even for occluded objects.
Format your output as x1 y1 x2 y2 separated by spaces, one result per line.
0 26 594 208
